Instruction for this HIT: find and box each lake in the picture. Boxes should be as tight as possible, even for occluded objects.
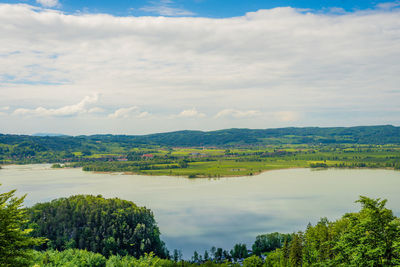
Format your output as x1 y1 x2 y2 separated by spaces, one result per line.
1 164 400 258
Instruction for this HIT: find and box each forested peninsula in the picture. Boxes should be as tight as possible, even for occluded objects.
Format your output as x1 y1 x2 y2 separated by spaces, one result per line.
1 125 400 177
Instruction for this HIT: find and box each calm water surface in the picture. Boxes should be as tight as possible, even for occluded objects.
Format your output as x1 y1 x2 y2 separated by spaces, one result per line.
1 164 400 257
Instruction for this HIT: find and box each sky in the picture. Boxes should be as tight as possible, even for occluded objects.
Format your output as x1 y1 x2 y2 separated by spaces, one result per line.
0 0 399 135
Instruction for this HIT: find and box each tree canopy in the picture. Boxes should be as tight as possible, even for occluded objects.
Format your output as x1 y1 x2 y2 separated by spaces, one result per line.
265 196 400 266
0 186 45 266
27 195 168 258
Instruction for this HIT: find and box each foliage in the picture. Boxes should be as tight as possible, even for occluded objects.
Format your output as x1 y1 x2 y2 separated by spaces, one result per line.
0 186 46 266
27 195 168 258
22 195 400 266
252 232 292 256
263 196 400 267
264 249 283 267
32 250 233 267
332 196 400 266
230 243 249 261
242 255 263 267
288 233 303 267
32 249 106 267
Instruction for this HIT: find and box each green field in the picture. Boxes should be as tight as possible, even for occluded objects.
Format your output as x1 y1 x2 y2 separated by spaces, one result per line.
61 144 400 178
1 126 400 177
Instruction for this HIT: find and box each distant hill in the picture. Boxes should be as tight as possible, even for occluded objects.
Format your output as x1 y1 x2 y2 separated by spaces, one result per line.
1 125 400 148
87 125 400 146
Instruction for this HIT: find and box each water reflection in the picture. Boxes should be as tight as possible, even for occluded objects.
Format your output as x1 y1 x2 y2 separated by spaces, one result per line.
1 164 399 257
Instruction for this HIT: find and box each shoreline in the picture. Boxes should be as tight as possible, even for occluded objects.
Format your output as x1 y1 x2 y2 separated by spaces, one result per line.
92 166 398 178
1 163 396 179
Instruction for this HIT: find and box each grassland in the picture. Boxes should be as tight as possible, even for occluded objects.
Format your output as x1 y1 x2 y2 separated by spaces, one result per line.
2 126 400 177
63 144 400 178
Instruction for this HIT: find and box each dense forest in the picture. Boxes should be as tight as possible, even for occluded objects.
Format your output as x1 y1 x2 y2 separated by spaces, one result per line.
1 184 400 266
27 195 169 258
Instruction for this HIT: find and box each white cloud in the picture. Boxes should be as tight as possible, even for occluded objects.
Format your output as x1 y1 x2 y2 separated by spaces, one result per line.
0 4 399 133
13 93 99 117
137 111 151 118
376 1 400 10
175 108 206 118
275 111 301 122
108 106 139 119
36 0 59 8
88 107 105 114
108 106 151 119
327 7 346 14
140 0 194 16
0 107 8 116
215 109 261 119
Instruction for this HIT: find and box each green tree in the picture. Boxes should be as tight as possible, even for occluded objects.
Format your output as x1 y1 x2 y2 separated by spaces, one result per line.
333 196 400 266
32 249 106 267
0 187 45 266
288 232 303 267
264 249 282 267
252 232 291 256
230 243 248 261
242 255 263 267
27 195 168 258
203 250 209 261
280 238 289 267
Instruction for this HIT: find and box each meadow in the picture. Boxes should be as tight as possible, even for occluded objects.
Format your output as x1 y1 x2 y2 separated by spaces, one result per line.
64 144 400 177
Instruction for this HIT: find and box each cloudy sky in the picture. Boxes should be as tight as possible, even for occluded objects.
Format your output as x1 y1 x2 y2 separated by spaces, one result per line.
0 1 399 135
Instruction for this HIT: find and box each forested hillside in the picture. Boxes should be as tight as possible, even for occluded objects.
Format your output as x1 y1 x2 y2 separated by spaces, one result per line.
1 125 399 151
27 195 168 259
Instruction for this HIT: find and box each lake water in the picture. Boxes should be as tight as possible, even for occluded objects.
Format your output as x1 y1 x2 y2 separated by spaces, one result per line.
1 164 400 258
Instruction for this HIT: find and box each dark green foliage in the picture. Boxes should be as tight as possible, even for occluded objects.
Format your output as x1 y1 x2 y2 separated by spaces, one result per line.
0 187 46 266
281 238 289 266
117 125 400 146
252 232 292 256
230 243 248 261
288 233 303 267
309 162 328 168
27 195 168 258
1 125 400 160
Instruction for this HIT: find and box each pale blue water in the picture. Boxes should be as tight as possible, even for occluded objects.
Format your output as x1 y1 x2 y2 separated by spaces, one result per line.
1 164 400 258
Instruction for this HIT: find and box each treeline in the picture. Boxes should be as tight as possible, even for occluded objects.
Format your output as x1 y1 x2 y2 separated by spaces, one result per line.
310 161 400 169
1 125 400 153
261 197 400 266
122 125 400 146
68 158 207 173
31 250 261 266
28 196 400 266
1 185 400 266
